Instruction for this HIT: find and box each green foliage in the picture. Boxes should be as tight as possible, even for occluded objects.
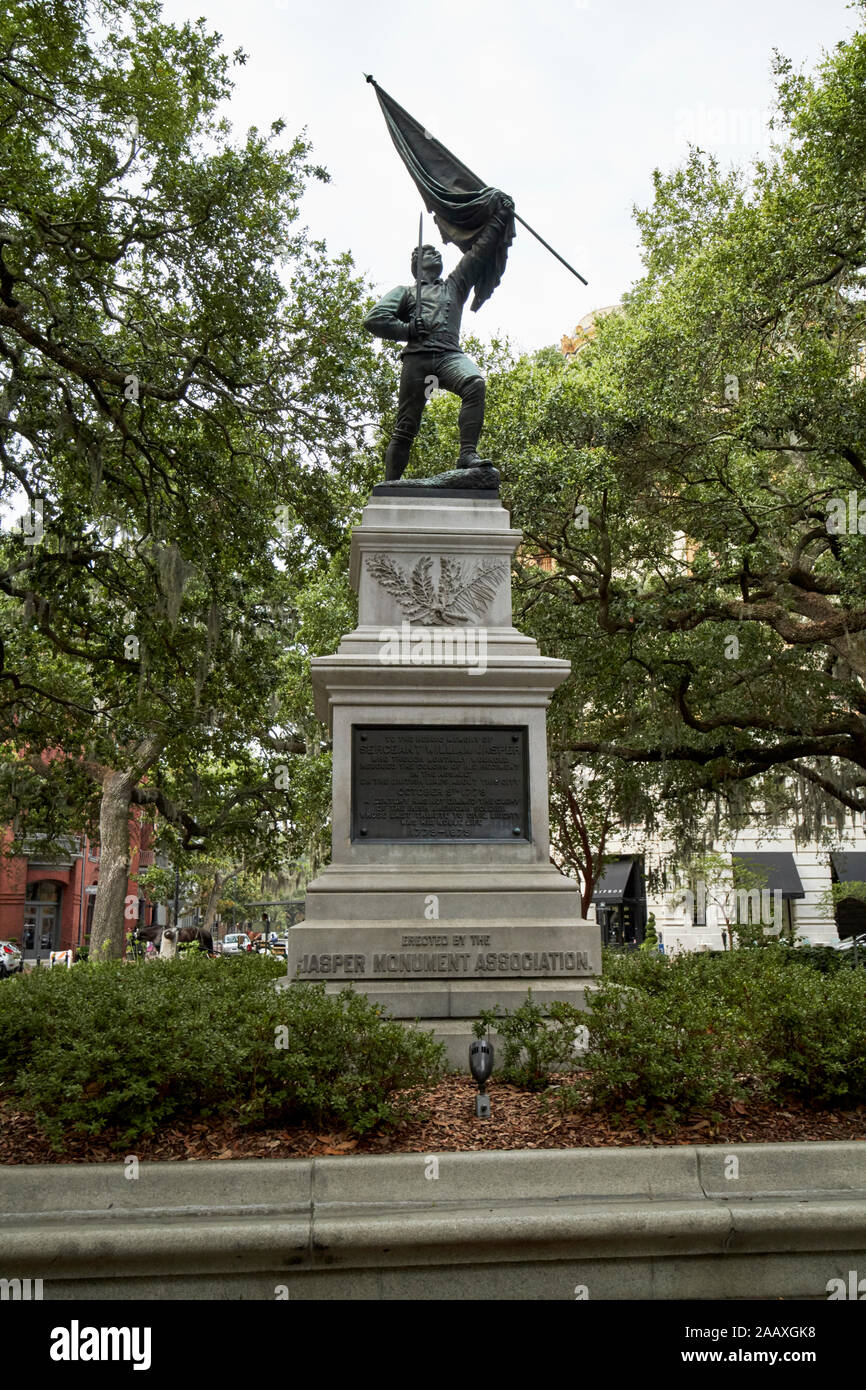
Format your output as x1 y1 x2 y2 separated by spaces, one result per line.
0 0 388 955
136 867 177 908
581 959 749 1123
818 880 866 927
728 920 785 949
262 982 446 1133
709 942 866 1100
785 943 862 973
472 992 584 1090
602 944 669 992
576 948 866 1122
639 913 659 952
739 956 866 1106
0 956 445 1147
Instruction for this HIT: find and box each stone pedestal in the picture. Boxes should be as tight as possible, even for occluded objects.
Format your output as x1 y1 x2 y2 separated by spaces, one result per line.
287 491 600 1052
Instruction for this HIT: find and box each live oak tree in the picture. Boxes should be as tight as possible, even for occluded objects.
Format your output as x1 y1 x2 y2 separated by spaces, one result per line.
0 0 384 955
0 486 337 956
552 16 866 837
408 14 866 864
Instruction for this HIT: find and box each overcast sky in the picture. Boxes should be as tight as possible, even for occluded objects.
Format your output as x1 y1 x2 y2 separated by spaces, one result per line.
127 2 865 351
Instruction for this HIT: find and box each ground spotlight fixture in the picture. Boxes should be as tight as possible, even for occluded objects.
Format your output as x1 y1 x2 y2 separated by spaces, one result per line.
469 1038 494 1119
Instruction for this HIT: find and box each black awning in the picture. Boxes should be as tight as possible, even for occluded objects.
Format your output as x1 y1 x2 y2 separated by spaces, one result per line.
829 851 866 885
592 857 636 903
732 851 805 899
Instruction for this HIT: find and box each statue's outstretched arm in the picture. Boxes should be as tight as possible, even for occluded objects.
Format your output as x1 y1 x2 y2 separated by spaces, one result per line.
449 192 515 304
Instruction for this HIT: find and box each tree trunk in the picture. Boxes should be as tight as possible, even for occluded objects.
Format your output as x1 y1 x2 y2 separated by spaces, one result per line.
89 769 136 960
89 737 162 961
201 872 224 931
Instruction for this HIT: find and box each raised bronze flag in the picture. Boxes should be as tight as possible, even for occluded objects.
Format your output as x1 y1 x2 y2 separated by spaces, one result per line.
365 76 515 312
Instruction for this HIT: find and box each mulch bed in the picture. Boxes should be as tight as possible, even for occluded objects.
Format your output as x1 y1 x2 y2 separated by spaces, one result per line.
1 1076 865 1163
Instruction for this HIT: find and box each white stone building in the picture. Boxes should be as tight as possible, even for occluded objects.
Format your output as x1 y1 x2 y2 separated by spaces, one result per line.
587 824 866 953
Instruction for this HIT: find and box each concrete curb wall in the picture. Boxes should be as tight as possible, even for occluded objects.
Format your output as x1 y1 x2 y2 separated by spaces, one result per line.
1 1142 864 1300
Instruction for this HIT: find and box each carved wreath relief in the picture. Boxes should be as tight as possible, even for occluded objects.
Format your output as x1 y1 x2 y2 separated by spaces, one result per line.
366 553 505 625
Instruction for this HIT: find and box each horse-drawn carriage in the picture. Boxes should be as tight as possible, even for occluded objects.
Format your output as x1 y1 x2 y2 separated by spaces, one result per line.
245 930 288 959
128 924 214 960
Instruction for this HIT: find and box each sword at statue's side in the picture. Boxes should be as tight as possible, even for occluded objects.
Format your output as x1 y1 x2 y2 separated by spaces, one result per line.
415 213 423 329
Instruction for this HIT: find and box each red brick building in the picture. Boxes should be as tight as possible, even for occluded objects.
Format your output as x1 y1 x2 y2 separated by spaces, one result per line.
0 815 156 958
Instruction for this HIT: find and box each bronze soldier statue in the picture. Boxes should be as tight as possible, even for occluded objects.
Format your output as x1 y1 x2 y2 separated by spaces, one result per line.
363 190 515 482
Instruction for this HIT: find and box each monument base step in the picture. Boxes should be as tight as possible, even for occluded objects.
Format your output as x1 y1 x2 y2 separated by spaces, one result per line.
276 975 596 1069
275 978 596 1069
318 975 593 1019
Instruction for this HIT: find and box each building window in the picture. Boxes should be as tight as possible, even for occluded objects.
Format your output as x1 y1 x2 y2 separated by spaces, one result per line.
689 879 707 925
518 547 556 572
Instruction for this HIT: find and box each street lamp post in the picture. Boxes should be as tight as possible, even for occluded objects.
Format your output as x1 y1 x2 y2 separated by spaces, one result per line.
469 1039 494 1119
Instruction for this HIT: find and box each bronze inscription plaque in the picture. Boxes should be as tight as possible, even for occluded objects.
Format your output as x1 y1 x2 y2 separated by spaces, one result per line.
351 726 529 842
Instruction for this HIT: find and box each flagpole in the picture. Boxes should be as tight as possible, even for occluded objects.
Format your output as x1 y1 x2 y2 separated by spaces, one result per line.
513 212 588 286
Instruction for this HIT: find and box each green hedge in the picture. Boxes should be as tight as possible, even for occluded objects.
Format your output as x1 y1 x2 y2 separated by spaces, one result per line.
477 947 866 1124
0 955 445 1149
584 948 866 1117
472 993 583 1091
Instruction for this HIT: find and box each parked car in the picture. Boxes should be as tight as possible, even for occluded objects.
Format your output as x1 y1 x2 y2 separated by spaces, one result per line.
221 933 251 955
0 941 23 978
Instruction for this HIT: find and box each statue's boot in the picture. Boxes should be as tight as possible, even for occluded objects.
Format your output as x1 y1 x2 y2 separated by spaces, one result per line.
384 437 412 482
457 448 493 469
